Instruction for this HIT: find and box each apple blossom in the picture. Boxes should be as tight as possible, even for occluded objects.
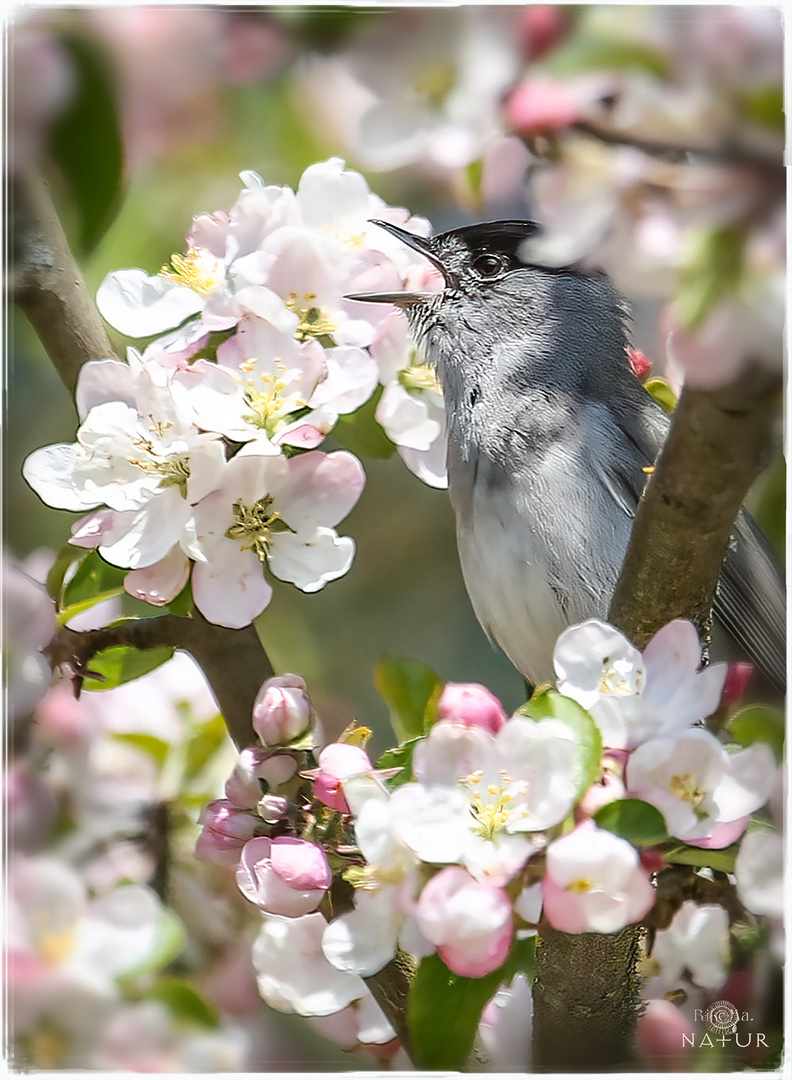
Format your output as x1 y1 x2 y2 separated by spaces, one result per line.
321 776 429 977
436 681 507 734
390 715 580 883
479 973 533 1070
252 673 314 746
646 901 730 992
554 618 727 749
542 820 655 933
1 560 56 720
184 445 365 628
626 728 775 847
734 829 784 919
415 866 513 977
636 998 694 1066
236 836 331 917
370 310 447 489
311 743 375 814
194 799 261 867
252 912 369 1016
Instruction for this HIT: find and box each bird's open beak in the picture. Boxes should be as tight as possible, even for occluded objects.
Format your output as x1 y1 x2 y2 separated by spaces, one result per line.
345 219 448 306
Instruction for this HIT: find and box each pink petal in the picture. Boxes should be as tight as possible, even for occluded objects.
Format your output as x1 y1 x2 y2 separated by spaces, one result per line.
124 546 190 606
276 451 365 531
192 543 272 628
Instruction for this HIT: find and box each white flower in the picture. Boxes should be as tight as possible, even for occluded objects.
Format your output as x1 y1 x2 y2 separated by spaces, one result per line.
321 775 430 978
626 728 775 847
648 901 730 992
184 445 365 628
542 820 655 933
554 618 727 749
385 715 580 884
23 357 226 572
371 310 447 489
734 829 784 918
252 912 368 1017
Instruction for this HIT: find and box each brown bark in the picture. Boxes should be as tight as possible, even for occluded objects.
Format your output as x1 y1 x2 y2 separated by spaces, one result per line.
12 170 120 389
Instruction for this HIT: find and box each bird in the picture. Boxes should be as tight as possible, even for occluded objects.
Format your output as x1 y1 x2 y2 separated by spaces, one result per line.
349 218 785 693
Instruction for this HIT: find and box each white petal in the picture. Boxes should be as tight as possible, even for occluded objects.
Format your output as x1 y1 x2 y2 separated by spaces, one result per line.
388 783 471 864
100 488 192 570
397 440 448 490
735 830 784 918
322 890 401 976
96 269 203 338
554 620 643 708
23 444 102 511
252 913 365 1016
268 527 354 592
310 346 379 415
75 360 136 420
376 384 440 451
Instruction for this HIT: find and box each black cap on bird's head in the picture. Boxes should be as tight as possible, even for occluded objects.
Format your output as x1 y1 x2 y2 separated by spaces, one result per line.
347 219 545 308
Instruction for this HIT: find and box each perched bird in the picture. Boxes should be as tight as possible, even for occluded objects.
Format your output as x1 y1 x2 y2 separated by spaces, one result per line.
350 219 785 691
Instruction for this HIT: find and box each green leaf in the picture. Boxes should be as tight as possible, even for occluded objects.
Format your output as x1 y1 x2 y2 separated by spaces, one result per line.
46 544 85 603
375 737 422 789
726 704 785 761
518 689 603 802
644 377 677 414
47 33 125 254
546 35 670 79
595 798 669 847
146 978 220 1029
662 844 739 874
112 732 170 769
374 657 443 742
408 953 505 1070
166 578 194 617
674 226 745 331
333 387 396 459
60 549 127 614
183 714 230 781
81 644 175 692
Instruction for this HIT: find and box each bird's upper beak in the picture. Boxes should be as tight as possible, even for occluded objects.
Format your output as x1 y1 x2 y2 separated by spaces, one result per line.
345 219 448 307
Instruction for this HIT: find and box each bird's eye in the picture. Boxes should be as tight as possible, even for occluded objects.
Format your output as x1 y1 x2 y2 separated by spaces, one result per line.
471 252 507 278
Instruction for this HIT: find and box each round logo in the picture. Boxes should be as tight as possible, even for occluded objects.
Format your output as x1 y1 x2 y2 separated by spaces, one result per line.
705 1000 740 1034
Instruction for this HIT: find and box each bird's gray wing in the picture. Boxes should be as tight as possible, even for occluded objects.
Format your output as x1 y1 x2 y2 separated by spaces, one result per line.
611 386 786 692
715 512 786 693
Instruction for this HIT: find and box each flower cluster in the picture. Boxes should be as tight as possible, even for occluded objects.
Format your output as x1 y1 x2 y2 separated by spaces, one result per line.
194 616 777 1051
22 160 447 630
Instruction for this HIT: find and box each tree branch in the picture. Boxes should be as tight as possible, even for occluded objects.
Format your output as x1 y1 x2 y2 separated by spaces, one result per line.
570 118 784 173
609 363 781 646
532 361 782 1071
47 613 267 749
11 169 121 389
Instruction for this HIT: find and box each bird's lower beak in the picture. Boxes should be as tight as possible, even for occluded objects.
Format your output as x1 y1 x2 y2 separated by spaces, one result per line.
345 291 435 308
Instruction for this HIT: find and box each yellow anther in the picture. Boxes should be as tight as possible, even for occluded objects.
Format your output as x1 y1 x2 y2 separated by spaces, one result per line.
159 248 222 296
568 878 594 895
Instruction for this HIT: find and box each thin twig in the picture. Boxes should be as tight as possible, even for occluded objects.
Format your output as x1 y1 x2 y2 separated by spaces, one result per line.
570 118 783 172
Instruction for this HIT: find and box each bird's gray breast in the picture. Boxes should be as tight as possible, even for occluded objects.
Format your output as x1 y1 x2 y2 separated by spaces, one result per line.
445 375 642 686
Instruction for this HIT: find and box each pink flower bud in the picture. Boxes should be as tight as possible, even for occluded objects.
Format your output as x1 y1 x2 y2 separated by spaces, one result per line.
236 836 331 916
194 799 260 867
252 674 314 747
721 662 754 710
416 866 513 978
258 794 288 824
637 999 693 1065
627 347 653 379
437 683 507 734
505 78 580 135
313 744 373 813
